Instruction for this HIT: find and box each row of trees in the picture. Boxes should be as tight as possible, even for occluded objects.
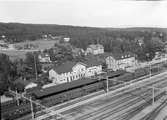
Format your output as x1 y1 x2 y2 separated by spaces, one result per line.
0 52 42 95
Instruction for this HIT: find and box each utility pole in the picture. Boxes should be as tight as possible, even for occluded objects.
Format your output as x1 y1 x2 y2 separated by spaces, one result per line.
152 87 155 106
106 76 109 93
166 54 167 64
16 90 19 106
30 96 35 119
149 62 151 78
157 63 159 73
33 53 38 81
9 89 66 120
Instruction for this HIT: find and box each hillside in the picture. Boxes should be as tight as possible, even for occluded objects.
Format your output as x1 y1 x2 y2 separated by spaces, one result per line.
0 23 167 45
0 23 167 62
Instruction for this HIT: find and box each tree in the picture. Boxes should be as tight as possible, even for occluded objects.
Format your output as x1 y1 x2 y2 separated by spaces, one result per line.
0 54 14 95
10 82 25 93
24 52 42 79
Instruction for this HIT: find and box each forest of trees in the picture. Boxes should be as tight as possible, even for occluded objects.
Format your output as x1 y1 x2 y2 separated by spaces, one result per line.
0 52 42 95
0 22 166 61
0 22 166 45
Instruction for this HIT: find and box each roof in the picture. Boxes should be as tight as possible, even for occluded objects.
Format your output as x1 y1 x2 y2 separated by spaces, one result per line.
32 77 98 98
25 83 37 89
108 52 135 60
39 53 50 58
97 52 112 59
88 44 104 50
53 61 78 74
52 56 102 74
83 56 102 67
14 78 31 86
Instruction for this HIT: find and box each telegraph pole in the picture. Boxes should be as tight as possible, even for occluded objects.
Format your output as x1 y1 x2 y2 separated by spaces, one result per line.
149 62 151 78
152 87 155 106
9 90 66 120
33 53 38 81
30 96 35 119
16 90 19 106
106 76 109 93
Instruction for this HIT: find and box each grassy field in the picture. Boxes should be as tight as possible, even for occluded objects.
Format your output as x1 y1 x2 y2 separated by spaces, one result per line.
0 39 58 61
14 39 58 50
0 50 27 61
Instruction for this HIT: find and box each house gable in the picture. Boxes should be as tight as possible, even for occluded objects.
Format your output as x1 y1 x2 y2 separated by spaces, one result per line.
72 62 86 72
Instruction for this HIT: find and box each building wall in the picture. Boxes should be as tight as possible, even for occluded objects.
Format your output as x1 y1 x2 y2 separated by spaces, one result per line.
38 55 51 63
72 63 86 72
49 63 103 84
86 45 104 55
106 56 136 71
85 65 102 77
106 56 119 71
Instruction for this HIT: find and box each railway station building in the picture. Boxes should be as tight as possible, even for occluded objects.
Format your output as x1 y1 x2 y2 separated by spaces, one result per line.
49 59 102 84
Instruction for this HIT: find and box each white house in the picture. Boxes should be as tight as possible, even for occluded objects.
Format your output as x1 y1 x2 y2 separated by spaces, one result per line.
64 37 70 42
49 61 86 84
49 58 102 84
38 53 51 63
106 52 136 71
0 40 6 45
0 40 8 50
86 44 104 55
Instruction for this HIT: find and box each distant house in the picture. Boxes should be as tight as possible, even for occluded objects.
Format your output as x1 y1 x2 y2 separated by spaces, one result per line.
0 40 8 50
135 37 144 46
38 53 51 63
25 82 38 90
63 37 70 42
86 44 104 55
14 78 38 91
0 40 6 45
72 47 85 57
106 52 136 71
153 52 162 60
49 58 102 84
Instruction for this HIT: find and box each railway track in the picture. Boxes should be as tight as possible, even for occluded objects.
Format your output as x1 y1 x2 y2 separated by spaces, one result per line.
140 98 167 120
95 81 167 120
67 79 167 120
15 71 167 120
78 90 163 120
110 92 165 120
36 74 167 120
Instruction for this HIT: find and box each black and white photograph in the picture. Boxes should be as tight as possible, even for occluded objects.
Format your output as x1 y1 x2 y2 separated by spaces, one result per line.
0 0 167 120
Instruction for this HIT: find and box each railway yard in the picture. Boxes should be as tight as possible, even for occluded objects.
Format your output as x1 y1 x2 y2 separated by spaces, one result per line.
1 63 167 120
34 71 167 120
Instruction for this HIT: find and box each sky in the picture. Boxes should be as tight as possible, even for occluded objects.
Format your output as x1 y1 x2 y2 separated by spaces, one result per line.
0 0 167 28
